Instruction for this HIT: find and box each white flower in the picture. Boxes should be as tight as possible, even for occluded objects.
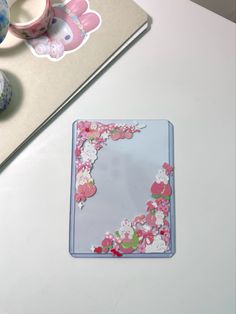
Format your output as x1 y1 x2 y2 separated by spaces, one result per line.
151 201 157 208
78 201 84 210
81 141 97 163
145 235 167 253
143 224 151 232
156 211 164 226
76 169 91 186
119 219 134 240
101 132 109 139
90 122 97 130
156 168 169 184
137 123 146 129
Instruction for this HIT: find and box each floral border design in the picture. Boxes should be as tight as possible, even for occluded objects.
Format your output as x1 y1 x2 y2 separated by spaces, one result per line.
75 121 145 209
92 163 173 257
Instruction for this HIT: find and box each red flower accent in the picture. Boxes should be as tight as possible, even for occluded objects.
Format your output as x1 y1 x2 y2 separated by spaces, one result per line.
151 182 172 197
77 121 91 131
94 246 102 254
162 184 172 197
136 229 144 238
110 248 122 257
76 183 97 202
75 147 81 157
151 182 163 195
162 163 173 175
102 238 113 247
146 201 155 211
159 226 169 236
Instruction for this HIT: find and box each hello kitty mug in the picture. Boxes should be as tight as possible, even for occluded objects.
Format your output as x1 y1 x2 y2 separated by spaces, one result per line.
0 0 54 42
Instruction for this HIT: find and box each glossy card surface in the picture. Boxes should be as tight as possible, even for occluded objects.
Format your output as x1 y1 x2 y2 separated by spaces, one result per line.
69 120 175 258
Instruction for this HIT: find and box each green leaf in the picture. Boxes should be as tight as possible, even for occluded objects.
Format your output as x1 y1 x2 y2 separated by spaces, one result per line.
114 231 120 237
152 194 171 200
132 233 139 249
121 241 131 249
163 195 171 200
151 209 156 216
152 194 161 199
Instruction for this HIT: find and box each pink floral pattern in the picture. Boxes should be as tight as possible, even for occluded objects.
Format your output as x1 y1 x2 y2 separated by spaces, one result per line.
9 0 53 40
92 163 174 257
75 121 145 209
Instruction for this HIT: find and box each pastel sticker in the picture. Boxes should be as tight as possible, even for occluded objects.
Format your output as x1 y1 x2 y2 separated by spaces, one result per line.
26 0 102 61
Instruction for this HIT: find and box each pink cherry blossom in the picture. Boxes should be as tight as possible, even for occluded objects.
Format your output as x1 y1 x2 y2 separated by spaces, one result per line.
164 220 169 227
163 233 170 245
146 201 155 211
77 121 91 131
146 213 157 227
162 162 173 175
75 147 81 157
102 237 113 247
76 183 96 202
137 243 146 253
124 132 133 139
143 230 154 245
151 182 172 197
111 132 121 141
156 204 169 216
151 182 164 195
132 214 146 226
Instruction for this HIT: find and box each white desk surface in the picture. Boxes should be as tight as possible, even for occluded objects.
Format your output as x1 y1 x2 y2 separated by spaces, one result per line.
0 1 235 313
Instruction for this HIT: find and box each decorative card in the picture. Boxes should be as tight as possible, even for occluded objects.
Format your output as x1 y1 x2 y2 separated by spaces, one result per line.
69 119 175 258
